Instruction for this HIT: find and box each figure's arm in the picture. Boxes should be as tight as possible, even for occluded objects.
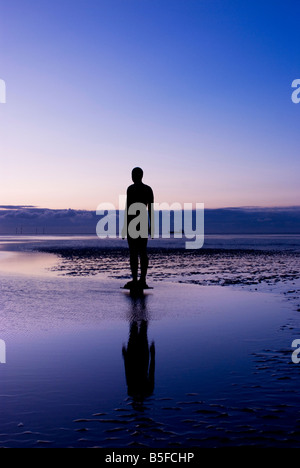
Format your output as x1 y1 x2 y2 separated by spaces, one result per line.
148 189 155 238
121 192 128 239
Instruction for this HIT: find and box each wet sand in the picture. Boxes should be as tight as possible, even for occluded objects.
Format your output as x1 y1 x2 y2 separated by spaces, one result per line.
0 237 300 447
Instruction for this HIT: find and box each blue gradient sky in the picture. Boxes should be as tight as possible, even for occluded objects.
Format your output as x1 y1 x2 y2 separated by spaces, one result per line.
1 0 299 209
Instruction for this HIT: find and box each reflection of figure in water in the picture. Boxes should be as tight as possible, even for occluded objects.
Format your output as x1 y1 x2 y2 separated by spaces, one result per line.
122 320 155 405
122 167 154 289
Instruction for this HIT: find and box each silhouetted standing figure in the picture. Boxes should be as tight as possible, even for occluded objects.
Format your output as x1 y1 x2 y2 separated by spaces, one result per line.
122 320 155 405
122 167 154 289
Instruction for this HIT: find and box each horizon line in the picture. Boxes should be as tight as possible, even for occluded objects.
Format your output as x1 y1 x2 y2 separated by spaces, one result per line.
1 204 300 212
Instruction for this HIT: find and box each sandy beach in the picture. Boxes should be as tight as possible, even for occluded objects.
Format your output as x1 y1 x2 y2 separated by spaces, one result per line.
0 236 300 447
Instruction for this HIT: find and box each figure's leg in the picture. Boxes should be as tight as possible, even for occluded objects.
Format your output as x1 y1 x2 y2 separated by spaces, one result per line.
139 239 149 285
128 239 138 283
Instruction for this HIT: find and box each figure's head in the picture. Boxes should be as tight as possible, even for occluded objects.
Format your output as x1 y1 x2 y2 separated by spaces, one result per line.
131 167 143 183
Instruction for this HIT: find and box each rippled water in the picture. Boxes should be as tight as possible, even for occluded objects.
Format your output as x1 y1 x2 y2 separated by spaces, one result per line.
0 235 300 447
